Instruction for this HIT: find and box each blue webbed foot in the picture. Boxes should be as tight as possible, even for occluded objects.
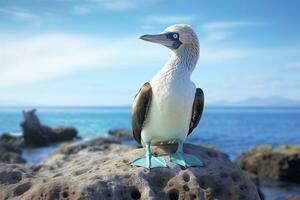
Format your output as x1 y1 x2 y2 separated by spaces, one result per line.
130 142 167 169
169 140 204 168
169 152 203 167
130 154 167 169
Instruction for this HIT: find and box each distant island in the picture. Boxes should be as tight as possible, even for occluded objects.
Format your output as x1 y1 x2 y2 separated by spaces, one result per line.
208 96 300 107
1 96 300 108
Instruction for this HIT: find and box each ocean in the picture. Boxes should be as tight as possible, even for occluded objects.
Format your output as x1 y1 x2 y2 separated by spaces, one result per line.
1 107 299 159
0 107 300 199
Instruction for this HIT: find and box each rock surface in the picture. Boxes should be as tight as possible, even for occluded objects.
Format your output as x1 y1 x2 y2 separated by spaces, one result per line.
243 172 264 200
0 141 260 200
48 136 122 157
108 128 134 141
0 133 25 164
287 195 300 200
236 145 300 183
48 126 78 143
21 109 78 147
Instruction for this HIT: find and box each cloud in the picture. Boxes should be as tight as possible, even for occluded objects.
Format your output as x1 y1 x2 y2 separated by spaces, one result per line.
287 62 300 69
201 47 248 62
202 21 260 32
200 45 300 65
201 21 264 42
103 0 136 11
209 74 300 102
0 33 169 87
0 7 39 23
140 25 155 30
145 15 196 25
73 0 145 14
0 7 58 25
73 4 94 15
0 30 259 87
204 31 231 42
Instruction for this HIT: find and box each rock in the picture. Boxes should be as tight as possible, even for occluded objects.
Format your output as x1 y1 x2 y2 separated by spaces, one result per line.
0 133 23 148
108 128 133 140
287 195 300 200
0 134 25 164
49 136 122 157
244 172 264 200
21 109 78 147
0 150 25 164
0 151 25 164
21 109 49 146
0 163 36 199
236 145 300 183
0 143 260 200
48 127 78 143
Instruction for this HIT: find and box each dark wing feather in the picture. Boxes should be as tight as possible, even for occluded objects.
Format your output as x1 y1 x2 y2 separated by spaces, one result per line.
131 82 152 144
188 88 204 135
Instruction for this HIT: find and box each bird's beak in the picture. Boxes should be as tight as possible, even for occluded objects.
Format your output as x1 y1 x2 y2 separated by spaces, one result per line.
139 33 174 47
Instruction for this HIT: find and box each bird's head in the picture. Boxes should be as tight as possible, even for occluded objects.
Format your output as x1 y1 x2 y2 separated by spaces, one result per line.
140 24 199 51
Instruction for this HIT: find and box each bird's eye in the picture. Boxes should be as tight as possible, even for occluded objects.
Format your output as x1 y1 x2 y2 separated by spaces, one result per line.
173 34 178 39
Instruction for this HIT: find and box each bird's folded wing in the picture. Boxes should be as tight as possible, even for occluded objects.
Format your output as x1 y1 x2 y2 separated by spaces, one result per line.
188 88 204 135
131 82 152 144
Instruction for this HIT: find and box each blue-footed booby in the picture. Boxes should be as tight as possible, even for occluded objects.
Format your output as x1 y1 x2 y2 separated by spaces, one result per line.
131 24 204 169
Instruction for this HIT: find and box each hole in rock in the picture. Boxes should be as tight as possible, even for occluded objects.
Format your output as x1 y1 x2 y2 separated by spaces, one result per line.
182 173 190 182
131 188 141 199
62 191 69 198
183 185 189 191
168 189 179 200
14 182 31 196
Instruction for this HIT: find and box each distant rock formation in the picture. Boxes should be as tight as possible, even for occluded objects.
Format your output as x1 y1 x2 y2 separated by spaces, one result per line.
20 109 78 147
208 96 300 107
108 128 134 140
236 145 300 183
0 139 260 200
0 133 25 164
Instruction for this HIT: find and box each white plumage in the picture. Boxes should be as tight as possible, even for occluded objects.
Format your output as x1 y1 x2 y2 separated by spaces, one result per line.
141 24 200 143
130 24 203 169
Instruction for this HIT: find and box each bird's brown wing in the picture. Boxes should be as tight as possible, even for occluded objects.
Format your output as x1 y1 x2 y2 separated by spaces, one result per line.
131 82 152 144
188 88 204 136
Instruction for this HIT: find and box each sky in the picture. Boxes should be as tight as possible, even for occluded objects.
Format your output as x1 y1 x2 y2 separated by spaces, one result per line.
0 0 299 106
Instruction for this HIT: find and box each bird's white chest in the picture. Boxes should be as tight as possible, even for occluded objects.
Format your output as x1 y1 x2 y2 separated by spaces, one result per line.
141 71 196 142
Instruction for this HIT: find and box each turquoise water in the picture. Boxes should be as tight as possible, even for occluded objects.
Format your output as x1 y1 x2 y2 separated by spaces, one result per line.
0 107 299 160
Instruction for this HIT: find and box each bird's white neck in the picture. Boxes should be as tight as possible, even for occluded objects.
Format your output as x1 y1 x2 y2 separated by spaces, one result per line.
162 44 199 78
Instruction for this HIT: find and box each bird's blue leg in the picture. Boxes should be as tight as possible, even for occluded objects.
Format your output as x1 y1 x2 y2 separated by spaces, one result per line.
130 142 167 169
169 140 204 167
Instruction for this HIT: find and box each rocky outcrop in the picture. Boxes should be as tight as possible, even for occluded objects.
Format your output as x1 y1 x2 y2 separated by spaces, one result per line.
243 172 264 200
287 195 300 200
236 145 300 183
108 128 134 141
48 126 79 143
0 141 260 200
48 136 122 157
0 134 25 164
21 109 78 147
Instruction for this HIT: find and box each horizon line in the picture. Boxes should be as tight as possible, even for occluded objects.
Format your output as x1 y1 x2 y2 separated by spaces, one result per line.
0 105 300 109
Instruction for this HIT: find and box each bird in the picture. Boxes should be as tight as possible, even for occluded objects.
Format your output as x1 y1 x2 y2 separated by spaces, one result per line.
130 24 204 169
